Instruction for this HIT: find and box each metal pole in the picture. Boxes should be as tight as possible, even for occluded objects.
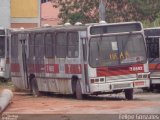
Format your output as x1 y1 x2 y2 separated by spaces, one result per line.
99 0 106 21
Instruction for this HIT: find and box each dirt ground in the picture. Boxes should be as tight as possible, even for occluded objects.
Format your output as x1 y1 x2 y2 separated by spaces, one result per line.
1 82 160 115
6 93 160 114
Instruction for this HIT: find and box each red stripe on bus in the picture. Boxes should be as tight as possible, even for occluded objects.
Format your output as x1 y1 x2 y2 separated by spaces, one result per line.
45 64 59 73
28 64 59 73
97 64 144 77
65 64 82 74
11 63 20 72
149 64 160 71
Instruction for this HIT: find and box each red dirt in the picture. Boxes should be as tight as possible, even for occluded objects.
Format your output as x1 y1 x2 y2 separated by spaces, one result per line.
2 91 160 114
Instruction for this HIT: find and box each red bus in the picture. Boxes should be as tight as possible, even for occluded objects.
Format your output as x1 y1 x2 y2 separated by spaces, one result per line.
10 21 149 100
144 27 160 91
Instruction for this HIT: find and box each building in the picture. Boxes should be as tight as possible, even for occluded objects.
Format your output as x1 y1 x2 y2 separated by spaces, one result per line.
11 0 41 28
41 1 59 26
0 0 40 28
0 0 59 28
0 0 10 27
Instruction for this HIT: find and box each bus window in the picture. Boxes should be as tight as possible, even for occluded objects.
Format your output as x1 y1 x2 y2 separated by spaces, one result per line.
89 34 146 67
119 34 146 64
11 34 18 58
45 33 55 58
67 32 79 58
35 33 44 58
56 32 67 58
0 36 5 57
29 34 35 58
146 38 159 58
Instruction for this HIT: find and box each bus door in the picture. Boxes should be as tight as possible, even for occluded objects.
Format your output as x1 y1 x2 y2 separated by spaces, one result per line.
18 33 29 89
80 32 89 92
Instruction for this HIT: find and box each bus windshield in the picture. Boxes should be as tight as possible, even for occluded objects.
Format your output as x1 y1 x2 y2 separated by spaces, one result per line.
89 34 147 67
0 36 5 57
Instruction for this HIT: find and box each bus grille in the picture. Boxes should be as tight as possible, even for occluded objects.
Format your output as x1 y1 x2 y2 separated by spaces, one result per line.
112 83 131 89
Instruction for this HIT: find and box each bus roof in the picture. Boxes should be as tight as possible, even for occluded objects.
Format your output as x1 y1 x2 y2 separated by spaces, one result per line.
144 27 160 37
11 21 143 34
11 24 88 34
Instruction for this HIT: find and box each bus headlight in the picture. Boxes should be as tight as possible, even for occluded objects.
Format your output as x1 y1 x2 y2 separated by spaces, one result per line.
137 73 149 79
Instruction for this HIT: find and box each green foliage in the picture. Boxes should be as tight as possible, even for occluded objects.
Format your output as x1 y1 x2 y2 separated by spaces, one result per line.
128 0 160 23
51 0 160 27
52 0 99 24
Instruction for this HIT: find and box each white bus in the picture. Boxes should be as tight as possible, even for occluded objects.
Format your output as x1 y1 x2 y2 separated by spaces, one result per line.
0 27 10 81
10 21 150 100
144 27 160 91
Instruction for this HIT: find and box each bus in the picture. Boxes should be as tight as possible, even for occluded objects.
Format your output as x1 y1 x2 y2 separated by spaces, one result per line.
144 27 160 91
10 21 149 100
0 27 10 81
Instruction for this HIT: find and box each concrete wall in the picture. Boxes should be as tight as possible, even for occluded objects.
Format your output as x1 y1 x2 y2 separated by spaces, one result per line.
0 0 10 27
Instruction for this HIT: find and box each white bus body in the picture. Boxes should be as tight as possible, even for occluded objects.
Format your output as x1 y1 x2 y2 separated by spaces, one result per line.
10 22 150 100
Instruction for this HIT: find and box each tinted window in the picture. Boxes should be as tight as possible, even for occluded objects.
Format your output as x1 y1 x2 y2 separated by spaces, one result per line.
146 38 159 58
89 34 146 67
0 36 5 57
35 33 44 58
67 32 79 58
11 34 18 58
29 34 35 57
56 32 67 58
90 23 142 35
45 33 55 58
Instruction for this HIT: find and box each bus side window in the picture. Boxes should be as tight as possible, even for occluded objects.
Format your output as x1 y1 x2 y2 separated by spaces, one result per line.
146 38 159 58
56 32 67 58
45 33 55 58
35 33 44 58
67 32 79 58
11 34 18 58
29 34 35 58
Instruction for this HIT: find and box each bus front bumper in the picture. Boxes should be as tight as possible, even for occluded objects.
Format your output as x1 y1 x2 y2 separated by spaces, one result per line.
89 80 150 93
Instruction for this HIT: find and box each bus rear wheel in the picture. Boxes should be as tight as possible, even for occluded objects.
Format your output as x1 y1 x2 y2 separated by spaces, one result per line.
75 80 83 100
124 89 133 100
31 78 39 97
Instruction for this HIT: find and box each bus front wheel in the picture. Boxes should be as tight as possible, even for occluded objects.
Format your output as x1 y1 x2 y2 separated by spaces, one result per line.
124 89 133 100
75 80 83 100
31 78 39 97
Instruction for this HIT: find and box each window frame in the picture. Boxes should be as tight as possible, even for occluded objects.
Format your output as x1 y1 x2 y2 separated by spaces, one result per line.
34 33 45 58
55 32 67 58
67 32 79 58
44 32 55 58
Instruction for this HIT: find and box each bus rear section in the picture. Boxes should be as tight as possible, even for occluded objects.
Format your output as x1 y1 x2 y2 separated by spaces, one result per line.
10 22 149 100
0 28 10 81
144 27 160 91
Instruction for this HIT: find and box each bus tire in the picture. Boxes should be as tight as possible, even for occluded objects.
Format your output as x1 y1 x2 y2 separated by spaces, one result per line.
75 80 83 100
31 78 39 97
124 89 133 100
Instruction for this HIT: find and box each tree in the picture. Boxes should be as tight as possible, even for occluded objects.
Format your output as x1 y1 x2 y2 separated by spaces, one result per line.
51 0 99 24
51 0 160 26
129 0 160 23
